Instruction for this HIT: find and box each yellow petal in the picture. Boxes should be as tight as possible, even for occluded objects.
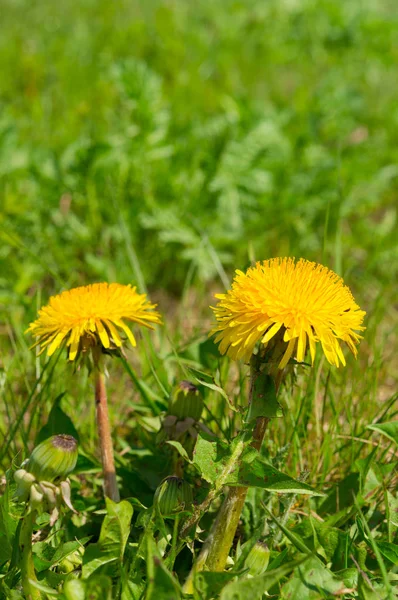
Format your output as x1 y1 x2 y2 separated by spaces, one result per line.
296 331 307 363
96 320 110 348
47 331 68 356
278 338 296 369
262 322 283 344
115 319 136 347
105 320 122 347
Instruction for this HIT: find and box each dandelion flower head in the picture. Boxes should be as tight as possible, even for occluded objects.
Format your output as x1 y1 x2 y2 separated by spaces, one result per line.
211 258 366 368
27 283 161 361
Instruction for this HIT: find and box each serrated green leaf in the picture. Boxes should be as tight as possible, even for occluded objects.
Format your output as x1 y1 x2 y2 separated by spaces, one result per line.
358 573 391 600
166 441 191 462
280 557 349 599
63 579 86 600
82 498 133 578
145 556 182 600
192 432 231 484
35 393 79 444
0 474 22 565
267 548 289 571
193 571 238 600
66 575 113 600
28 579 58 595
227 452 322 495
220 558 307 600
191 374 238 413
367 421 398 446
121 578 143 600
377 541 398 565
52 538 88 565
263 507 312 554
32 537 88 573
386 490 398 541
334 568 358 589
246 372 282 422
85 575 113 600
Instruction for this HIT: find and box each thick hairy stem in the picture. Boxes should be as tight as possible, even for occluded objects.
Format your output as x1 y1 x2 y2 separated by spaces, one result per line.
94 366 120 502
20 510 41 600
180 434 247 539
198 413 270 574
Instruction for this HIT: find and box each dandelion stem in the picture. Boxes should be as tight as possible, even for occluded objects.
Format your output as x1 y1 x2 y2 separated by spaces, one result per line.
94 361 120 502
193 419 269 574
184 362 283 592
19 509 41 600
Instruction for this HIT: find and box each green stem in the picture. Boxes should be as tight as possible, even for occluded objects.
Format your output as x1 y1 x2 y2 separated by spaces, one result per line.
19 510 41 600
131 512 155 573
180 433 248 539
183 362 283 593
167 515 180 571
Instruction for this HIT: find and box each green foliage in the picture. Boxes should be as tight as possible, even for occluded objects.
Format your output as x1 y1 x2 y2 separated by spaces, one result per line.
0 0 397 598
35 394 80 445
280 556 349 599
230 451 323 495
83 499 133 578
367 421 398 446
246 373 283 422
63 575 113 600
220 559 308 600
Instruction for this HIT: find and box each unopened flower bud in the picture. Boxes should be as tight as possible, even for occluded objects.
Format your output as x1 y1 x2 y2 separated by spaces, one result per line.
168 381 203 421
244 542 270 576
26 435 78 482
154 476 193 517
14 469 36 502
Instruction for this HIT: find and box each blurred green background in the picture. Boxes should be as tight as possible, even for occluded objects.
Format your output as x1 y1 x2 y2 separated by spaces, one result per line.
0 6 397 593
1 0 397 379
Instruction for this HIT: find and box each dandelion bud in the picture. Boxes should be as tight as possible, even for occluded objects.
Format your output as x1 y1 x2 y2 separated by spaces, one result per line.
244 542 270 576
154 476 193 517
26 435 78 482
14 469 36 502
169 381 203 421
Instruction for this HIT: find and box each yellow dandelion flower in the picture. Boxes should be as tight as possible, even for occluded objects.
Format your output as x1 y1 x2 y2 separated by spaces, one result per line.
27 283 161 361
211 258 366 368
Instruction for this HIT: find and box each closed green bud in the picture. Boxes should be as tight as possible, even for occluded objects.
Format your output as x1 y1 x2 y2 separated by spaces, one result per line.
244 542 270 576
27 435 78 482
169 381 203 421
154 476 193 517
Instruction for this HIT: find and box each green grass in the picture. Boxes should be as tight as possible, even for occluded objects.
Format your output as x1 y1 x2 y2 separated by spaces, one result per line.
0 0 397 598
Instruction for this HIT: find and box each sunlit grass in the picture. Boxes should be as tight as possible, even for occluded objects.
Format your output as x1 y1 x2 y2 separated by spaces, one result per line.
0 0 397 597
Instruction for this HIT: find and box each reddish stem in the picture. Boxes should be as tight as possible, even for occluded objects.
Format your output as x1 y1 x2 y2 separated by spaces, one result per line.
94 368 120 502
